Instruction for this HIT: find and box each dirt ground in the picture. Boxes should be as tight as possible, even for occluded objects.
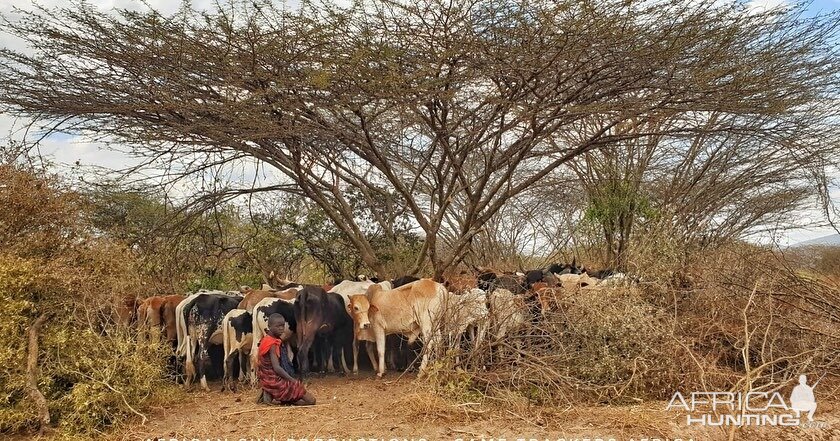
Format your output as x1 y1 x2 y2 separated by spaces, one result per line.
111 373 840 441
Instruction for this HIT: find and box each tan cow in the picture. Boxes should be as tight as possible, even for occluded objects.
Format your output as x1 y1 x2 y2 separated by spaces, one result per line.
348 279 448 378
137 296 165 342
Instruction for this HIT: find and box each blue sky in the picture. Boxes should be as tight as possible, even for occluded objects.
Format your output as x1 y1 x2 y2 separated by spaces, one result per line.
1 0 839 246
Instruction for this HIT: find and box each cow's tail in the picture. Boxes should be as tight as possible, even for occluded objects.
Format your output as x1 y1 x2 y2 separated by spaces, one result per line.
137 301 149 342
249 309 262 383
222 313 232 380
175 299 186 357
296 291 307 345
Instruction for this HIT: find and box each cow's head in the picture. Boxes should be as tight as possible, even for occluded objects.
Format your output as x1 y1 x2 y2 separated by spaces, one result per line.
348 294 377 331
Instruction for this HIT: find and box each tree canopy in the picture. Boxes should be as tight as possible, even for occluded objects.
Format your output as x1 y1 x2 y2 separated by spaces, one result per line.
1 0 838 277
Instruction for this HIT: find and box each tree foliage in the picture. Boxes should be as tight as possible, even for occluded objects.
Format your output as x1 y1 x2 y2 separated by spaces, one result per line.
1 0 836 277
0 164 176 436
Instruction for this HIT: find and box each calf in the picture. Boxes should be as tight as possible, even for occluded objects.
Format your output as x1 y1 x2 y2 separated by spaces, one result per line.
531 282 562 316
444 272 477 294
139 295 185 346
160 295 185 346
113 294 140 329
295 286 353 376
349 279 448 378
221 309 253 391
138 296 167 342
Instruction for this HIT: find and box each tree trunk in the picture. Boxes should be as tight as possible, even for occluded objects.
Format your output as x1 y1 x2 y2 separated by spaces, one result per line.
25 314 50 435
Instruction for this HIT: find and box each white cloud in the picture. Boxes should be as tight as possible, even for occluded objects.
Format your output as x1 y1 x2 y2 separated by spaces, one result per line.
747 0 790 13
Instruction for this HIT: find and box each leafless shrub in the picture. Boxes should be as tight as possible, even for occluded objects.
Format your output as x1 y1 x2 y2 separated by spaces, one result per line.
424 244 839 406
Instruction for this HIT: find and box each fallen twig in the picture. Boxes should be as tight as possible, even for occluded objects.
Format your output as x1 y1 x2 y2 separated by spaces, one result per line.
221 404 330 417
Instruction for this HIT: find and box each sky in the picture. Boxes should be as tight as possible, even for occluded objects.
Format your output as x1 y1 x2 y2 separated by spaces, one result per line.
1 0 839 246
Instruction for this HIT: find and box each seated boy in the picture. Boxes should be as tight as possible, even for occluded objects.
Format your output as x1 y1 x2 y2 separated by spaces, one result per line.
256 313 316 406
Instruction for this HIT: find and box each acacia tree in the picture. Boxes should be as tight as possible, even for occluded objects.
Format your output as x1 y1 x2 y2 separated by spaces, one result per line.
1 0 837 279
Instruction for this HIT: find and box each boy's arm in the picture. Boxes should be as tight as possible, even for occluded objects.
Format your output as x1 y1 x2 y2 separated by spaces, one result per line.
269 348 298 382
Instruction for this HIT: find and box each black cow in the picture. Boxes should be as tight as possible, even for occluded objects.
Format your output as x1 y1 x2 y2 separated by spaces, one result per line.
391 275 420 288
525 269 559 288
294 286 353 377
183 292 243 391
547 259 585 276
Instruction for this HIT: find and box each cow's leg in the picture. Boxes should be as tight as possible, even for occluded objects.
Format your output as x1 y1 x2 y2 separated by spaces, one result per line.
352 338 360 373
184 335 196 390
324 337 335 373
238 349 248 383
249 316 263 384
197 324 211 392
386 336 399 371
417 321 437 378
375 327 387 378
365 341 378 372
339 338 351 374
329 336 343 375
223 348 237 392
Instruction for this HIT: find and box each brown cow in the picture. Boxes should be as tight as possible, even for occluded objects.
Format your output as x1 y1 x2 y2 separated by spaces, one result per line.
444 271 477 294
112 294 141 328
138 295 185 345
237 288 298 312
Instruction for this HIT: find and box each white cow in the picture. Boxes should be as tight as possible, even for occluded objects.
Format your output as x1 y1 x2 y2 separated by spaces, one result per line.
487 288 528 340
445 288 489 347
329 280 393 306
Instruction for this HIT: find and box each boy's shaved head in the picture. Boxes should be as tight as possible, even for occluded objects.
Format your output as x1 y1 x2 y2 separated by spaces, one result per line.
268 313 286 326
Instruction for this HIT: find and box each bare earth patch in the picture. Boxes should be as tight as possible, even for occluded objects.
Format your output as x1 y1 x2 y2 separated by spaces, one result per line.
113 375 839 441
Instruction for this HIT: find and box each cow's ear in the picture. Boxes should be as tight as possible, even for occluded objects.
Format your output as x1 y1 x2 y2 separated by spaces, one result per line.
369 304 379 313
346 304 352 315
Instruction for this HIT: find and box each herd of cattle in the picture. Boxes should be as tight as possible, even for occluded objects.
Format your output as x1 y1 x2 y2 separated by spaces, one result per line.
127 263 633 392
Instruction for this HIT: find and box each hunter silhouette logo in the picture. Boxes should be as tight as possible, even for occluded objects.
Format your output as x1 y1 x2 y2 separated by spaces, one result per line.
666 373 826 427
790 374 819 422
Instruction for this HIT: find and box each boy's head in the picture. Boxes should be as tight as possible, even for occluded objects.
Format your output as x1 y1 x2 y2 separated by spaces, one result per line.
267 313 287 338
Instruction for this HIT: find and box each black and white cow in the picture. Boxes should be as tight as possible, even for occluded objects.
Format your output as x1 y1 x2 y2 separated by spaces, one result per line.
179 292 243 391
221 308 252 391
249 296 297 382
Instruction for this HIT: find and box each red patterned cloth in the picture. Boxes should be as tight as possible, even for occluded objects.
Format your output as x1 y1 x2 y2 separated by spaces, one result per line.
258 335 306 403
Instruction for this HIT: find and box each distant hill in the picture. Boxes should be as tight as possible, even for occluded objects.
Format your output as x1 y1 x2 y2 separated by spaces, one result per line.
793 233 840 247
